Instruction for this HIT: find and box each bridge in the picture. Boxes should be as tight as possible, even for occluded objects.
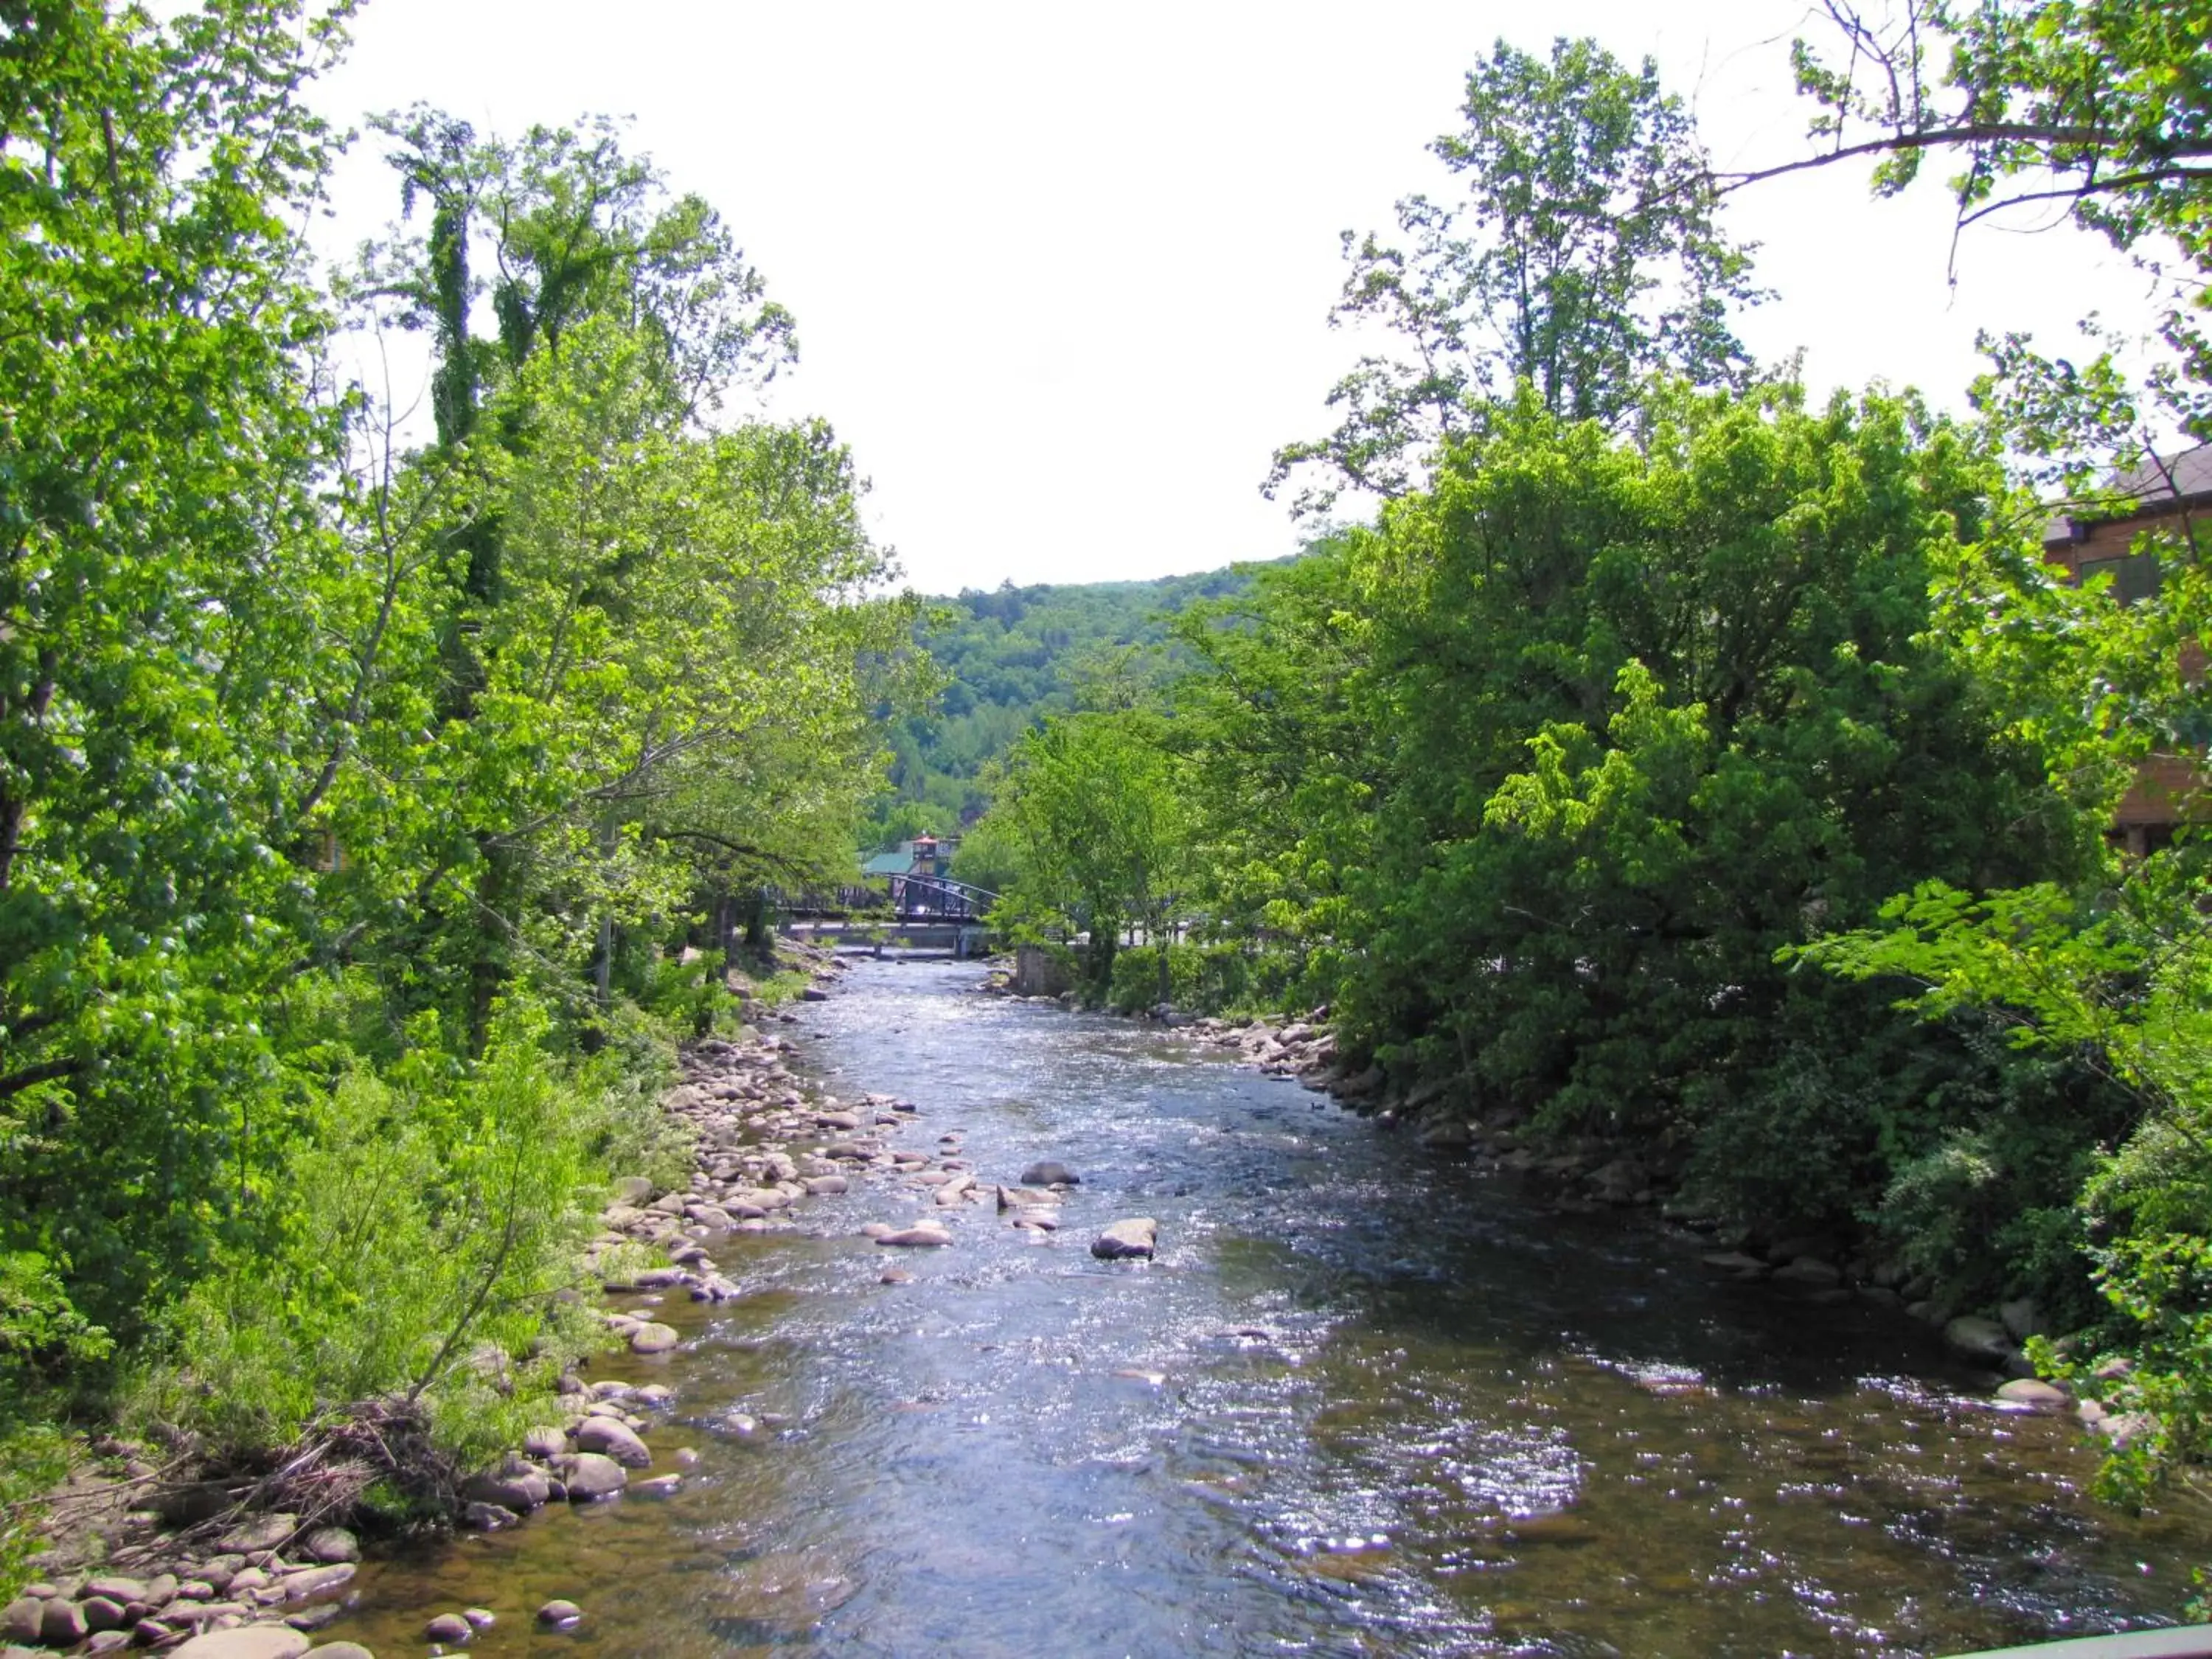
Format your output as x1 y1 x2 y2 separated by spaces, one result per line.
773 872 1001 956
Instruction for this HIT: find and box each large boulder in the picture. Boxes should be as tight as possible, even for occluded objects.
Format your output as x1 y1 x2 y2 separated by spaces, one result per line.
1091 1218 1158 1260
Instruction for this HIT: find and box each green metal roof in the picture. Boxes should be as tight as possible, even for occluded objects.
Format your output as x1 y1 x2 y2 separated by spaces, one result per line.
859 851 910 876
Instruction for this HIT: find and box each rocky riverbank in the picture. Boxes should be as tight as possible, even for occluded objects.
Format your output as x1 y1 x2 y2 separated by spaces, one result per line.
1 948 1189 1659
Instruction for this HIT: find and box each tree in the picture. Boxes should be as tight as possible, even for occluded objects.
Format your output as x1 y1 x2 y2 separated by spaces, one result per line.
1747 1 2212 443
1271 38 1762 509
1749 0 2212 1499
978 713 1192 999
0 0 355 1339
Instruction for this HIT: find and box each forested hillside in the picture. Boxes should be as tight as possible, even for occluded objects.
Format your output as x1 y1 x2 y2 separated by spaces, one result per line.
865 561 1292 841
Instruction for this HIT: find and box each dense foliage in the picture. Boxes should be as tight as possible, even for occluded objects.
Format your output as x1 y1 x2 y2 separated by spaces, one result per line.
866 563 1277 842
977 10 2212 1533
0 0 914 1579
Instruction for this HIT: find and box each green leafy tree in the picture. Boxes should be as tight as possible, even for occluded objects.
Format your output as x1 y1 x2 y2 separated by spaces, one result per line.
978 712 1192 999
1272 37 1763 508
0 0 355 1339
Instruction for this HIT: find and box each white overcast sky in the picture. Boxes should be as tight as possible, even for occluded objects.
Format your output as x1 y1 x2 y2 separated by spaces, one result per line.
304 1 2149 596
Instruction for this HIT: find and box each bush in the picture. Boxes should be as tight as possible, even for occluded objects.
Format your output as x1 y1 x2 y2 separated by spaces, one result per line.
128 1004 623 1467
1107 942 1271 1015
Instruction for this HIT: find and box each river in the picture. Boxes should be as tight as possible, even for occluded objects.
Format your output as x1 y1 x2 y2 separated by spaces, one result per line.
337 959 2208 1658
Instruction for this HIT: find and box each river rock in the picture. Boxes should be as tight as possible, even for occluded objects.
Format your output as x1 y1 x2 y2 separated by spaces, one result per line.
800 987 830 1001
80 1596 128 1632
41 1599 89 1646
611 1175 655 1204
2 1598 41 1644
296 1526 359 1565
878 1225 953 1248
171 1630 313 1659
1010 1211 1058 1231
462 1501 519 1531
1944 1315 2016 1365
524 1425 568 1459
1092 1218 1158 1260
274 1565 355 1604
216 1513 299 1555
2000 1296 2047 1343
1020 1161 1079 1186
629 1321 681 1354
996 1184 1060 1210
1772 1257 1843 1287
83 1577 147 1607
804 1175 849 1196
574 1417 653 1467
1416 1118 1472 1151
465 1464 551 1511
1996 1377 2070 1411
880 1267 913 1284
537 1600 583 1628
423 1612 473 1644
1587 1159 1649 1204
558 1453 630 1500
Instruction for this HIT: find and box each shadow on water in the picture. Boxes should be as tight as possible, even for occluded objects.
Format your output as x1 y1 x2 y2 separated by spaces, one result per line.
337 959 2212 1659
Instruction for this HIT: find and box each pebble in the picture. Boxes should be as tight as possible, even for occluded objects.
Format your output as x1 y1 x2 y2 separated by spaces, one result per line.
423 1612 473 1644
537 1600 583 1628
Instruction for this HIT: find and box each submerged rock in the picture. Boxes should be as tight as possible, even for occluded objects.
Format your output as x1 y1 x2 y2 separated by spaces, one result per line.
1020 1161 1079 1186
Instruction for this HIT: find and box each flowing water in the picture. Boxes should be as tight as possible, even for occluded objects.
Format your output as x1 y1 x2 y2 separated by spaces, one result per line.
341 960 2210 1658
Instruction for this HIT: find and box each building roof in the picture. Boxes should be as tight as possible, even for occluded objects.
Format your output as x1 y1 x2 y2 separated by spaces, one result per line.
2045 442 2212 546
860 850 911 877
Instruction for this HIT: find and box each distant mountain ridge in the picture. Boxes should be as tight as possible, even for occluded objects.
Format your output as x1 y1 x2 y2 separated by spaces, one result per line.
872 559 1292 834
